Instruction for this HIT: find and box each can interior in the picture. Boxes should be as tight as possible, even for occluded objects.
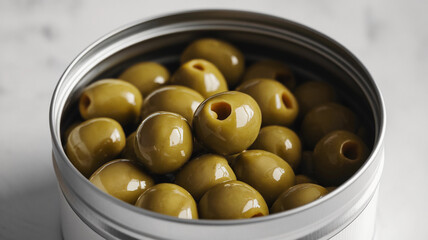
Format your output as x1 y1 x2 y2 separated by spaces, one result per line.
60 29 375 149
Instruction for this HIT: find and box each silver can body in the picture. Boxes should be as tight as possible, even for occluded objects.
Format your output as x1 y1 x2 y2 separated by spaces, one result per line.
50 10 386 240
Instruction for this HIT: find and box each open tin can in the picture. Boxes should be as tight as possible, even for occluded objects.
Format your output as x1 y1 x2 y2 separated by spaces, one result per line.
50 10 385 239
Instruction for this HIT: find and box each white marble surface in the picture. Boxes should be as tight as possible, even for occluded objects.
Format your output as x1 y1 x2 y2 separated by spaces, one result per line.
0 0 427 239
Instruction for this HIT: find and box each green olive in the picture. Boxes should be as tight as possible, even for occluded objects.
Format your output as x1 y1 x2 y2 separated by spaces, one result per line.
301 102 358 148
135 183 198 219
236 78 298 126
135 112 193 174
170 59 228 98
271 183 328 213
233 150 295 206
175 154 236 201
295 175 317 185
65 118 126 178
294 81 337 116
141 85 204 125
243 60 295 90
199 180 268 219
193 91 262 155
119 62 170 97
89 159 154 204
251 125 302 170
313 130 369 186
79 79 143 127
181 38 245 87
120 131 139 162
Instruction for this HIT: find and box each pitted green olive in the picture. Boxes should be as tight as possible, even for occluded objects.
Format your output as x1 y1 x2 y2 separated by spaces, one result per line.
66 117 126 178
135 112 193 174
294 81 337 117
251 125 301 170
233 150 295 206
301 102 358 148
89 159 154 204
243 60 295 90
135 183 198 219
271 183 328 213
119 62 170 97
170 59 228 98
193 91 262 155
79 79 143 127
313 130 369 186
141 85 204 125
199 180 268 219
175 154 236 201
181 38 245 87
236 78 298 126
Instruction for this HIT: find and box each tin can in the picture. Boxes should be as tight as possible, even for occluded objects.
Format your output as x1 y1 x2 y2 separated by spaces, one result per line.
50 10 385 240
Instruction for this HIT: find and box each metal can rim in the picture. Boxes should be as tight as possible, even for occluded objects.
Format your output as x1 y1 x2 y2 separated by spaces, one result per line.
50 9 386 239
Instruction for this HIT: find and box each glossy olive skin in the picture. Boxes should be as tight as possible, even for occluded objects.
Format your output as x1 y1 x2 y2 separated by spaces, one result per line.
181 38 245 87
193 91 262 155
135 112 193 174
141 85 204 125
175 154 236 201
120 132 139 162
271 183 328 213
301 102 358 148
251 126 302 170
233 150 295 206
89 159 154 204
199 180 268 219
135 183 198 219
294 81 337 117
236 78 298 126
170 59 228 98
243 60 295 90
295 175 317 185
65 118 126 178
313 130 369 186
79 79 143 127
119 62 170 97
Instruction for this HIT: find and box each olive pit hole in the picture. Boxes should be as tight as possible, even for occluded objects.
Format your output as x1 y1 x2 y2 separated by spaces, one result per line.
341 141 360 161
282 93 293 109
81 94 91 112
250 213 264 218
193 63 205 71
211 102 232 120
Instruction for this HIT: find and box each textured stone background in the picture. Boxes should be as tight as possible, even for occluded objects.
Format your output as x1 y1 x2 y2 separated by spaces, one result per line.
0 0 427 239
